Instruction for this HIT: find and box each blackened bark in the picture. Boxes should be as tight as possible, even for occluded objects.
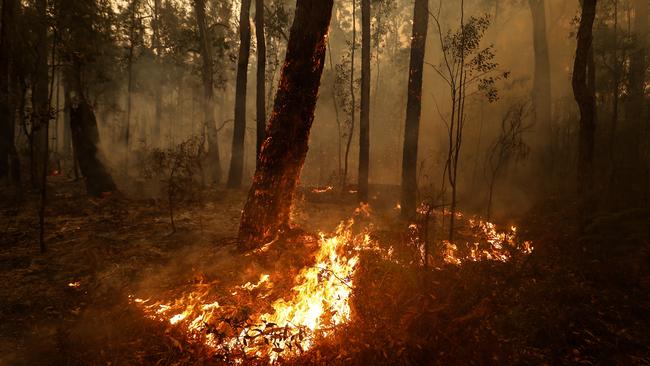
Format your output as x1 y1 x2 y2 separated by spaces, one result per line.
572 0 597 197
0 0 18 181
255 0 266 163
359 0 371 203
62 82 72 159
400 0 428 219
528 0 552 131
31 0 49 189
66 65 116 196
194 0 222 183
238 0 334 249
228 0 252 188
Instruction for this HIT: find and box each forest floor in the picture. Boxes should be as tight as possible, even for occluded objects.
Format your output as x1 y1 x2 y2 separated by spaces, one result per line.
0 177 649 365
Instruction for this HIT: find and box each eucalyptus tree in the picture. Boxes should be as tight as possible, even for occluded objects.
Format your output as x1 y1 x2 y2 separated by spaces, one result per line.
228 0 252 188
53 0 117 196
429 4 506 240
572 0 597 207
358 0 371 203
31 0 49 189
528 0 552 135
194 0 222 183
400 0 428 219
0 0 19 185
255 0 266 160
239 0 335 249
627 0 648 167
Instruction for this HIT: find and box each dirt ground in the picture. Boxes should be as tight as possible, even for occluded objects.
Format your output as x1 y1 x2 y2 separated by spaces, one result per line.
1 178 649 365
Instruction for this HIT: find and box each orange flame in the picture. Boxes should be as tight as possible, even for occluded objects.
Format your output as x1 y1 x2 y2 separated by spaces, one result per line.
132 219 372 362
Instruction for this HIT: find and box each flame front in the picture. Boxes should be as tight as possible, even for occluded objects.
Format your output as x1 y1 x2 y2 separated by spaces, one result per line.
240 223 363 359
131 208 531 363
132 220 370 362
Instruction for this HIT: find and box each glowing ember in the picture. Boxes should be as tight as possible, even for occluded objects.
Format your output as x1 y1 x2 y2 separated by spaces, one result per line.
311 186 333 193
68 281 81 288
442 217 533 265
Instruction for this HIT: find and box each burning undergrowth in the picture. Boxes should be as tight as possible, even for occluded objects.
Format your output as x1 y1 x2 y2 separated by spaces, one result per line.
131 216 374 364
401 206 534 267
130 205 532 364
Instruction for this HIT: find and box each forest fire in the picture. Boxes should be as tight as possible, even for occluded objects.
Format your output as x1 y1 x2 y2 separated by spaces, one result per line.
310 186 334 193
2 0 649 362
131 219 371 362
441 217 534 265
130 206 532 363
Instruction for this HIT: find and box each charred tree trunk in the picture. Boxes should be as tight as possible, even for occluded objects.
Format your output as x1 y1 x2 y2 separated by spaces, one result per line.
255 0 266 163
194 0 222 183
228 0 252 188
572 0 597 204
32 0 49 189
238 0 334 249
0 0 18 182
528 0 552 133
66 64 116 196
400 0 428 219
62 79 72 160
359 0 371 203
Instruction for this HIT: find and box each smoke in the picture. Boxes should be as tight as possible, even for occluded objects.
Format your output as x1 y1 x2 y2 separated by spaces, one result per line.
48 0 583 219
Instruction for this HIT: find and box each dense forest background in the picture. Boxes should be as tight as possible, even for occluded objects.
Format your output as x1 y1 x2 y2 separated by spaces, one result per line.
0 0 649 364
2 0 647 218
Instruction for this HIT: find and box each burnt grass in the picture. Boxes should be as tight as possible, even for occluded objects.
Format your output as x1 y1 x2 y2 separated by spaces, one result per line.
1 179 649 365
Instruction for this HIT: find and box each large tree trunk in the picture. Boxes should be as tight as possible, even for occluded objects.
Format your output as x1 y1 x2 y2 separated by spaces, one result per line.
228 0 252 188
342 0 356 191
194 0 222 183
255 0 266 163
400 0 428 219
31 0 49 189
238 0 334 250
0 0 18 181
358 0 371 203
528 0 552 133
62 79 72 160
66 64 116 196
572 0 597 199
